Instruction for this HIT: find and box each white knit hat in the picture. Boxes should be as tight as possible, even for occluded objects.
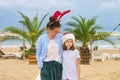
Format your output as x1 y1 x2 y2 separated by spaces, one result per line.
62 33 75 44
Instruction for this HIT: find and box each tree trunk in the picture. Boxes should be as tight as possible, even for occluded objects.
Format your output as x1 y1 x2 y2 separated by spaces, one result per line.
79 46 91 64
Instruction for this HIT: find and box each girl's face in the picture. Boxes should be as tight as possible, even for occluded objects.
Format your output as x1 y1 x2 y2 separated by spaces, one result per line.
64 39 73 50
48 27 60 39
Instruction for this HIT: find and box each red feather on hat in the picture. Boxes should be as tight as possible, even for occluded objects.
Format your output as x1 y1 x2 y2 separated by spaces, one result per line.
53 10 71 22
58 10 71 21
53 11 61 22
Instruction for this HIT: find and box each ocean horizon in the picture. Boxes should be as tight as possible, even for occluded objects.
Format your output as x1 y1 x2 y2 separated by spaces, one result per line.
0 35 120 49
0 39 30 48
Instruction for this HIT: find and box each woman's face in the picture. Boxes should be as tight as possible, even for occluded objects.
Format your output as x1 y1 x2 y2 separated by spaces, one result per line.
48 27 60 38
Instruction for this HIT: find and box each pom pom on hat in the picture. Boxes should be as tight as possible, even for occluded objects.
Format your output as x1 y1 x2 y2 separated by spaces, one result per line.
62 32 75 44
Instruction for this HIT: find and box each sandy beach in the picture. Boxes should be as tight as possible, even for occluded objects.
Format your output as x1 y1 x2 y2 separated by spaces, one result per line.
0 48 120 80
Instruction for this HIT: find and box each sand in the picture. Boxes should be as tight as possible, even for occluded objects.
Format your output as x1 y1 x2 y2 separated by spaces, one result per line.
0 59 120 80
0 59 38 80
1 47 20 53
0 47 120 80
81 60 120 80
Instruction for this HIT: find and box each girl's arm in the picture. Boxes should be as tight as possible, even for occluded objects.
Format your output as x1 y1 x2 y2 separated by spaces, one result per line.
76 58 80 80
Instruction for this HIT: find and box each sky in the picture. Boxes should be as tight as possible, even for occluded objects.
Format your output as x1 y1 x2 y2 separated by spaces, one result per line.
0 0 120 32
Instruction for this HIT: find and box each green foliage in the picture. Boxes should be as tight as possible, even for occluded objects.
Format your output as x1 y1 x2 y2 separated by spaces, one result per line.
65 16 103 47
25 48 35 56
95 32 110 40
4 12 48 51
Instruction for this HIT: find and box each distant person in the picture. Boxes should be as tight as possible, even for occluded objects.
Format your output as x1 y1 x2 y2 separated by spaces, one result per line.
93 45 98 50
62 32 81 80
19 45 27 51
36 10 71 80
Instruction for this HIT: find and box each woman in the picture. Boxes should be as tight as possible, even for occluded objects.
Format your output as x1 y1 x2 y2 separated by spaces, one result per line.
36 16 63 80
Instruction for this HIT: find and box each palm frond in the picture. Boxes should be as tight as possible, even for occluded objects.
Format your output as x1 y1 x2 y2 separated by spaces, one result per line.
18 11 32 32
38 13 49 29
37 27 46 40
71 16 81 24
66 22 78 28
32 13 39 29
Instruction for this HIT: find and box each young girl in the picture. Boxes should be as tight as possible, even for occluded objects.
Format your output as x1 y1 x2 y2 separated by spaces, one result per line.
62 32 80 80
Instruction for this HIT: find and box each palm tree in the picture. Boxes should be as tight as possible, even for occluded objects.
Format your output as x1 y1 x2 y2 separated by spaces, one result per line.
64 16 104 64
4 12 48 53
4 12 48 64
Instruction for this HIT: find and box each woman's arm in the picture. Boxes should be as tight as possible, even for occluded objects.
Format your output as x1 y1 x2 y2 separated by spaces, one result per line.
76 58 80 80
36 36 42 69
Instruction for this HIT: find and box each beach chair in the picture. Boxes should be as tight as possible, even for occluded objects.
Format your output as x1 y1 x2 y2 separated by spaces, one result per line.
110 53 120 60
13 51 23 59
91 50 106 62
0 50 14 59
